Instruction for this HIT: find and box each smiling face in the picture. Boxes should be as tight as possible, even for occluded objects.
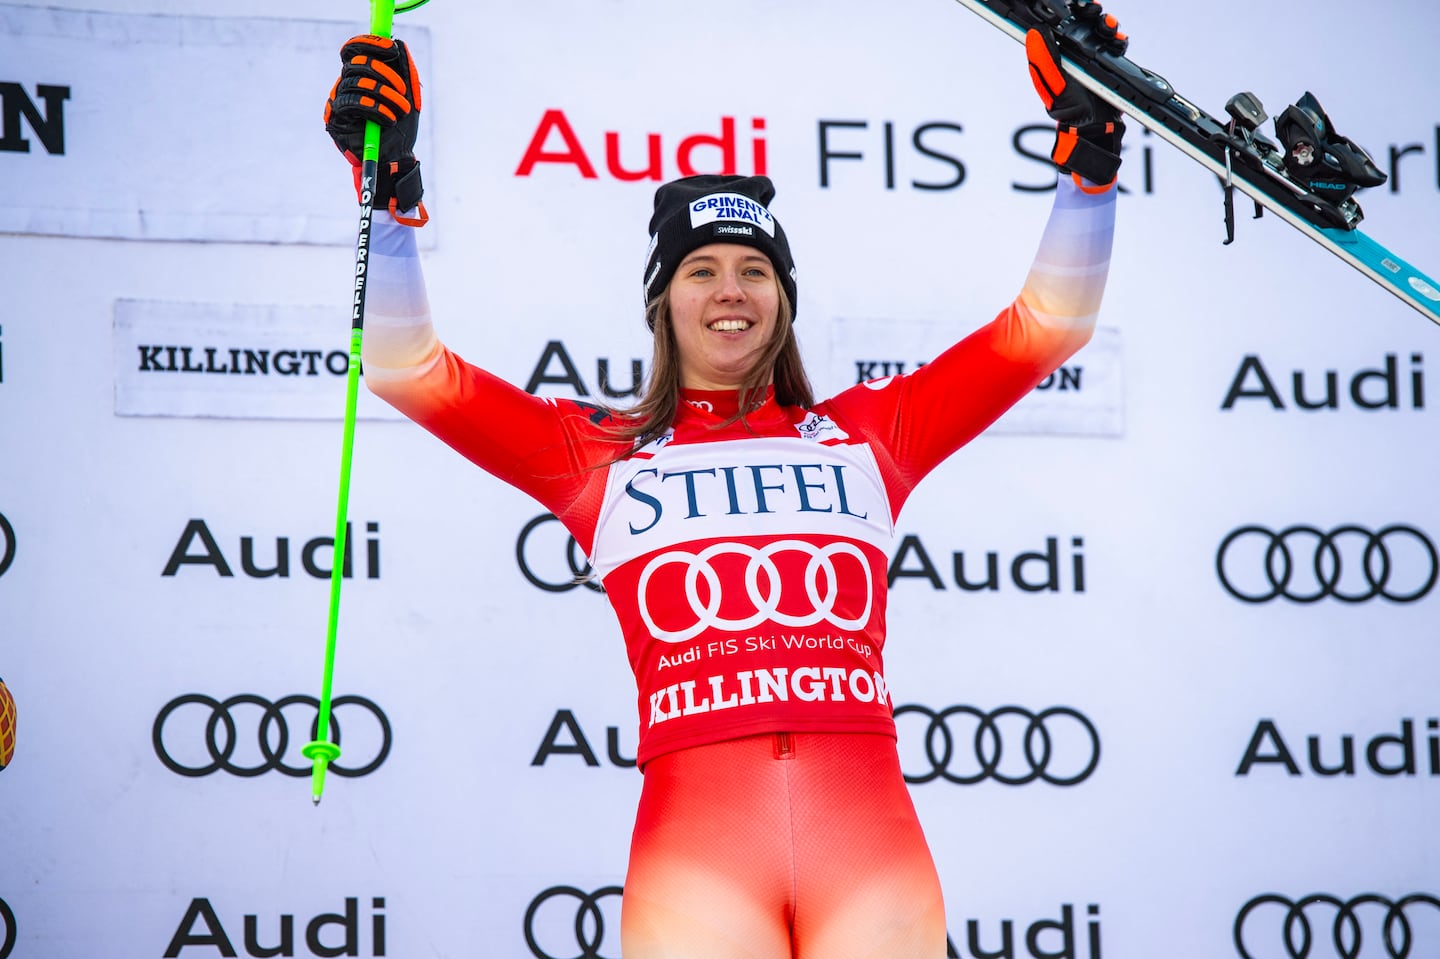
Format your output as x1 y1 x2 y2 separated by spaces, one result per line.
666 243 782 391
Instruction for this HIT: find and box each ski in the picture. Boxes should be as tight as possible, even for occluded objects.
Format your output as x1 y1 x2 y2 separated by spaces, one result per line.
950 0 1440 327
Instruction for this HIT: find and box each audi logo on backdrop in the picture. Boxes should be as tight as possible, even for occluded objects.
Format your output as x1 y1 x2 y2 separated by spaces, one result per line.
152 694 391 778
1234 893 1440 959
525 885 623 959
516 514 603 593
0 512 14 578
0 896 14 959
1216 524 1438 604
894 705 1100 786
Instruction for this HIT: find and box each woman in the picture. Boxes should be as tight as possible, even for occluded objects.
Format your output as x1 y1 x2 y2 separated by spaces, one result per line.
324 10 1123 956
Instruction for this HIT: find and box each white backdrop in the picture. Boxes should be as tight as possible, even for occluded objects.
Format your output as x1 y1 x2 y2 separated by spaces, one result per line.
2 1 1438 957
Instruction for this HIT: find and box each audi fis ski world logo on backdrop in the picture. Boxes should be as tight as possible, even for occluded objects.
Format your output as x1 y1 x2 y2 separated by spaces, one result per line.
0 512 14 579
152 694 391 778
525 885 623 959
0 896 14 959
1216 524 1437 604
894 705 1100 786
1234 892 1440 959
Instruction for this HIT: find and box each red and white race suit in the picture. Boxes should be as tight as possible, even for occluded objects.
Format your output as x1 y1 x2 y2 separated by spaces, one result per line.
361 177 1115 768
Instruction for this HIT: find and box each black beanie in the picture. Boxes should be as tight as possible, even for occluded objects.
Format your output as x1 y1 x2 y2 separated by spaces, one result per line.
642 174 798 326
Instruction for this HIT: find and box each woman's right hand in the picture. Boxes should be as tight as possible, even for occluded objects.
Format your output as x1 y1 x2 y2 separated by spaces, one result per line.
323 34 427 221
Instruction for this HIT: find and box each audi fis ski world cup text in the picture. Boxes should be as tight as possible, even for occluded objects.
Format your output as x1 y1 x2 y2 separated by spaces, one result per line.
507 105 1440 205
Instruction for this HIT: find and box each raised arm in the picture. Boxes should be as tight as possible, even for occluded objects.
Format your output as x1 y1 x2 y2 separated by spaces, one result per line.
827 6 1127 506
323 34 611 522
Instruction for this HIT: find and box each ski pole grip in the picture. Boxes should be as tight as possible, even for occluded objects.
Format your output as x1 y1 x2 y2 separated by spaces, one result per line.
361 0 398 163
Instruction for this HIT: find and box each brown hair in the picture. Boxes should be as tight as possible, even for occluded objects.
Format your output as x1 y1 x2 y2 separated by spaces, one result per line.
603 278 814 453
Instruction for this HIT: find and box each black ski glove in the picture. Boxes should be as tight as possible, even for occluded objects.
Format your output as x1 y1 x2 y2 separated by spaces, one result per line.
1026 7 1126 189
324 34 428 225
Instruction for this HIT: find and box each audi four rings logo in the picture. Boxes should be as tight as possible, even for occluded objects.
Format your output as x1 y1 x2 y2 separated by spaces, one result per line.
1217 524 1437 604
525 885 623 959
0 512 14 578
516 514 603 593
152 694 392 777
1234 893 1440 959
0 897 14 959
894 705 1100 786
639 540 873 644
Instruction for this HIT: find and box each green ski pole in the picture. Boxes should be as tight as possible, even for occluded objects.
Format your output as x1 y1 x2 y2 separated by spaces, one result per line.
302 0 431 806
